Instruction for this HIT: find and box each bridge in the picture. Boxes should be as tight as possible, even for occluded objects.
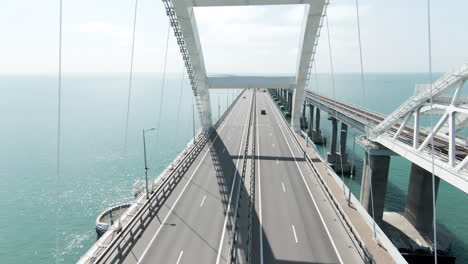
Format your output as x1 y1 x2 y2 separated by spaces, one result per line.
81 89 399 264
76 0 467 263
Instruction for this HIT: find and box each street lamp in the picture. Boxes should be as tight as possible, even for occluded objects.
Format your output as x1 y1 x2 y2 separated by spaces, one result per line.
143 128 157 199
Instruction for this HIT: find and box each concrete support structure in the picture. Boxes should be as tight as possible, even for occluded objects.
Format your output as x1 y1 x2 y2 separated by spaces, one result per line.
286 91 292 117
327 118 350 172
300 102 307 129
340 123 348 159
308 104 314 137
404 164 440 233
338 123 351 172
360 153 391 225
312 108 324 144
327 117 339 164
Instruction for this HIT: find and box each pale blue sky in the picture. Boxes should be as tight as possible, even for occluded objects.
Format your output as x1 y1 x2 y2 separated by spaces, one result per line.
0 0 466 74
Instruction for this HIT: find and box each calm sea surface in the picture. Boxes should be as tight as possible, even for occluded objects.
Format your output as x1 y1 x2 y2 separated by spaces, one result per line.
0 73 466 263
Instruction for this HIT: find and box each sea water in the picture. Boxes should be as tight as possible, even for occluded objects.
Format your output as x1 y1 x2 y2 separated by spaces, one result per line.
0 73 466 263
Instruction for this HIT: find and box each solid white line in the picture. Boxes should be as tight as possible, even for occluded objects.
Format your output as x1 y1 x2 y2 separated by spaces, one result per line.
276 158 279 165
215 91 253 264
281 182 286 192
292 225 298 243
257 95 264 264
136 91 242 264
176 250 183 264
266 95 344 264
272 143 275 148
200 195 206 207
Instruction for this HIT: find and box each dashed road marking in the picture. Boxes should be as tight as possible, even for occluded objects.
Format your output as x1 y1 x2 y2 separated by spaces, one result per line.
176 251 183 264
292 225 298 243
200 195 206 207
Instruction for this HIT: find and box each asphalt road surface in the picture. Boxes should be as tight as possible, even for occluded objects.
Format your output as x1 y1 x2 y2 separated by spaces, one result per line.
116 89 366 264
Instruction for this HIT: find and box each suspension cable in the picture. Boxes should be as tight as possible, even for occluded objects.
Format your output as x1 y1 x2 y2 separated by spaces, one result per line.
55 0 63 262
325 10 347 196
325 14 337 116
350 0 377 238
354 0 368 125
153 22 171 166
173 63 185 152
123 0 139 156
313 60 319 94
426 0 438 262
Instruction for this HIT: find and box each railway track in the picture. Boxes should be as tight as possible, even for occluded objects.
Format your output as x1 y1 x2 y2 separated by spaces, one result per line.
306 91 468 157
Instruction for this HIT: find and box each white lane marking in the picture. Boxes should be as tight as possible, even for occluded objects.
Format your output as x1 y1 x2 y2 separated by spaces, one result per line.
266 95 344 264
292 225 298 243
272 143 275 148
215 91 253 264
200 195 206 207
136 91 242 264
176 250 183 264
281 182 286 192
269 132 272 137
276 158 279 165
257 96 264 264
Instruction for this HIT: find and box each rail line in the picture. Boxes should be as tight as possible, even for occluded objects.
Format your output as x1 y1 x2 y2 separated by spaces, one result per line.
306 91 468 156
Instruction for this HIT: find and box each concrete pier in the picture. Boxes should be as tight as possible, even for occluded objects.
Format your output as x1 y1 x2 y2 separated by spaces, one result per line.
286 91 292 117
327 118 350 173
313 108 324 144
307 104 314 138
404 163 440 233
300 103 307 129
360 152 391 225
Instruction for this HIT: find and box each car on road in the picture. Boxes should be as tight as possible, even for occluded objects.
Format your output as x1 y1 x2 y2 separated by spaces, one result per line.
261 110 266 115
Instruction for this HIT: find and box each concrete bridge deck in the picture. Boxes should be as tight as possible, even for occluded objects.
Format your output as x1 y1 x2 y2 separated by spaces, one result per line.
81 89 402 264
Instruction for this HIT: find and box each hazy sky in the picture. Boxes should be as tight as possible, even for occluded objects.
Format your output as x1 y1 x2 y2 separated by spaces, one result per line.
0 0 466 74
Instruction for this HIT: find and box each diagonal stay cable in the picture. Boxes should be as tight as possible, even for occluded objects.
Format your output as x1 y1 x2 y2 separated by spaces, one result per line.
172 64 186 166
152 22 171 177
123 0 139 156
55 0 63 262
426 0 438 262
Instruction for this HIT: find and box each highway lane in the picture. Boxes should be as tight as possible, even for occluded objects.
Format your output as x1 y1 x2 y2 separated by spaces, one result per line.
117 90 254 264
254 91 366 264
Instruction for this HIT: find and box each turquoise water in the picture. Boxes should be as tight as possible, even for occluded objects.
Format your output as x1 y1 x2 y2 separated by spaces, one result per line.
0 73 466 263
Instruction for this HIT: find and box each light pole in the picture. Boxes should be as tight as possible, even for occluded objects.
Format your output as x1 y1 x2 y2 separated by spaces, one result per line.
143 127 157 199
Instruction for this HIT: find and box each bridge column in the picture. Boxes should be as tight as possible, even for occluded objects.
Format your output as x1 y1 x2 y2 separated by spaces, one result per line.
307 104 314 137
311 108 324 144
300 102 307 130
327 117 339 164
283 89 287 105
360 153 391 225
279 89 286 111
338 123 351 172
286 91 293 117
404 163 440 233
280 89 285 105
327 118 350 173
